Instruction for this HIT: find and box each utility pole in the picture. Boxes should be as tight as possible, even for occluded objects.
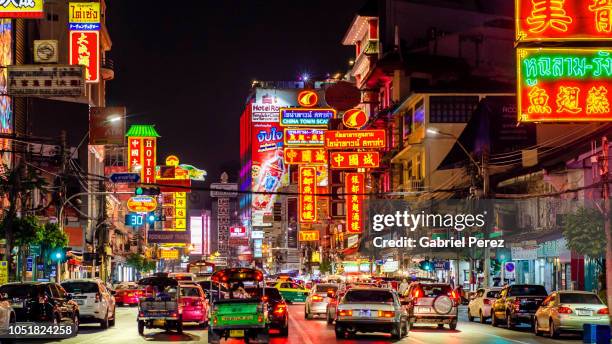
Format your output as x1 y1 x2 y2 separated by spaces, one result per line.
482 149 491 288
600 136 612 325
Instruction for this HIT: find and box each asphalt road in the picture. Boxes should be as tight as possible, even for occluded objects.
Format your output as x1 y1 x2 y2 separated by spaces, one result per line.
10 304 586 344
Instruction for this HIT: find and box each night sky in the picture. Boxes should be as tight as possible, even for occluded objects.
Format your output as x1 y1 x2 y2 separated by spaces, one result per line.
106 1 364 184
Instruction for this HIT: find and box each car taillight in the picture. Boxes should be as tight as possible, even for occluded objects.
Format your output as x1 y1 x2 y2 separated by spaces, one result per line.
261 296 268 302
483 299 491 305
127 293 134 297
273 304 287 315
378 310 395 318
138 311 144 317
312 295 323 302
513 299 521 311
412 289 422 299
338 309 352 316
557 306 572 314
597 308 609 315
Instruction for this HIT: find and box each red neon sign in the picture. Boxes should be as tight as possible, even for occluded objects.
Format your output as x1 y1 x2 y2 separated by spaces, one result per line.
297 90 319 108
299 166 317 223
69 30 99 83
517 47 612 122
342 108 369 129
284 148 328 165
330 152 380 169
516 0 612 42
142 138 157 184
346 173 365 233
324 130 386 150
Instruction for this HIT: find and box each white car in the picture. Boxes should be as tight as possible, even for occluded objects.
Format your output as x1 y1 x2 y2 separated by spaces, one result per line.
305 283 338 319
61 279 116 329
0 293 15 335
468 287 501 323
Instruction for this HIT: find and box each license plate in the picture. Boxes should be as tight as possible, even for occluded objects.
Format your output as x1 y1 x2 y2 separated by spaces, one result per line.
230 330 244 337
417 307 431 313
11 302 22 308
360 309 371 317
153 320 165 327
577 310 592 316
222 315 252 321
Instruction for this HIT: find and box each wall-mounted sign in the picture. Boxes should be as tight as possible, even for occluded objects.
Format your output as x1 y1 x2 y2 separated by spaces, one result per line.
297 90 318 107
516 0 612 42
69 30 99 83
330 152 380 169
324 130 386 149
298 166 317 223
346 173 364 233
127 125 159 184
251 230 264 239
159 249 179 259
7 65 85 97
127 196 157 213
210 183 238 198
229 226 247 238
89 107 126 145
34 40 58 63
284 129 325 146
299 230 320 241
0 0 44 18
284 148 327 165
342 108 368 129
517 48 612 122
280 108 336 126
325 81 361 111
148 231 191 244
68 2 101 30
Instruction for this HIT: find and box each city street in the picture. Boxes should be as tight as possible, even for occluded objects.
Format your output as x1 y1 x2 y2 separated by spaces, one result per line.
17 304 583 344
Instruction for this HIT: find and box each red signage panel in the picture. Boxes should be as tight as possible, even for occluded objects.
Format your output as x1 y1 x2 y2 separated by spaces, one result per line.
284 148 328 165
346 173 365 233
299 166 317 223
516 0 612 42
69 30 99 83
142 138 156 184
325 130 386 149
330 152 380 169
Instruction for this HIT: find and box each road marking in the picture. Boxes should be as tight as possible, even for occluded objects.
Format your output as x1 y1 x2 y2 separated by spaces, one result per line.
468 328 538 344
288 309 315 344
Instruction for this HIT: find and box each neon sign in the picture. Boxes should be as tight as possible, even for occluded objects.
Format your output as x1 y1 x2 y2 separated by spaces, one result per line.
280 108 336 127
69 30 99 83
516 0 612 42
284 129 325 146
518 48 612 122
299 166 317 223
346 173 365 233
330 152 380 169
284 148 327 165
324 130 386 149
297 90 318 108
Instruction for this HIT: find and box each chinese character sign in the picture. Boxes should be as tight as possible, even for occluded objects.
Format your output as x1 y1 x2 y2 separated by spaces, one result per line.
517 48 612 122
69 31 99 83
346 172 365 233
330 152 380 169
325 130 386 149
284 148 327 165
516 0 612 42
128 138 142 172
284 128 326 146
175 192 187 230
299 166 317 223
127 137 157 183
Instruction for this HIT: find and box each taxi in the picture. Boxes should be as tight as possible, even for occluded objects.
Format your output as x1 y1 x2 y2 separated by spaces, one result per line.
273 281 309 303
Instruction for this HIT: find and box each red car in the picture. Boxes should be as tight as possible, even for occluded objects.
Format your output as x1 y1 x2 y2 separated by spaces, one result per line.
178 282 208 327
114 282 141 306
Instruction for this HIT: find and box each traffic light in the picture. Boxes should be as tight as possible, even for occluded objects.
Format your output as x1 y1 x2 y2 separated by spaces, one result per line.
147 213 156 225
51 248 68 263
135 186 161 196
418 260 434 272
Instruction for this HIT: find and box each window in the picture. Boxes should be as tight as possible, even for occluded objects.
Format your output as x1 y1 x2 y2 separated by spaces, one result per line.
180 287 202 297
61 282 99 294
429 96 479 123
315 285 338 293
476 289 484 297
403 108 413 139
281 283 292 289
560 293 602 304
413 101 425 130
49 284 60 298
344 290 394 303
508 285 547 297
486 290 500 298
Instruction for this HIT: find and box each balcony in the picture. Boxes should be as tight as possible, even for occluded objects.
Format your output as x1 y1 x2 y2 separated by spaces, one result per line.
101 58 115 81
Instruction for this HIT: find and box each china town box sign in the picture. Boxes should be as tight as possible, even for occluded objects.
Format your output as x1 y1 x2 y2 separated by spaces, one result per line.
280 108 336 127
516 0 612 42
517 47 612 122
324 130 386 149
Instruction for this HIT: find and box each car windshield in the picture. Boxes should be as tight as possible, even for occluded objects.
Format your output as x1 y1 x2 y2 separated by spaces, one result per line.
344 290 394 303
315 285 338 293
0 284 37 298
560 293 602 304
508 285 547 296
180 286 201 297
421 284 452 297
486 290 500 298
245 287 283 302
61 282 98 293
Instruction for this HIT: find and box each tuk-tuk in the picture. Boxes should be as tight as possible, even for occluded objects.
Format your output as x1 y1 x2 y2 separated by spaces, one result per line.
208 268 269 344
136 274 183 335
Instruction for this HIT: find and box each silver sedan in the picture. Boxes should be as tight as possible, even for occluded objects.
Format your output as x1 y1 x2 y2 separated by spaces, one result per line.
305 283 338 319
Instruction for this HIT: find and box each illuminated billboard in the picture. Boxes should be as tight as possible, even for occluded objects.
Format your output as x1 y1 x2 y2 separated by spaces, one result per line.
69 2 101 30
126 125 159 184
298 166 317 223
346 173 365 233
0 19 11 168
516 0 612 42
284 148 328 165
325 130 386 149
0 0 44 18
69 30 99 83
517 47 612 122
190 216 203 255
284 128 325 146
280 108 336 126
330 152 380 169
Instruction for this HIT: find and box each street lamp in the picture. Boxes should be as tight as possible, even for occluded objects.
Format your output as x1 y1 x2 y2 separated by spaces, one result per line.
426 127 481 175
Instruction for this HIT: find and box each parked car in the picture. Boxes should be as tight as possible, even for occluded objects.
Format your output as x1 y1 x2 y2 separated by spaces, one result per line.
273 281 309 303
114 282 141 306
305 283 338 319
62 279 116 329
534 291 609 338
246 286 289 336
402 282 460 330
177 282 208 327
468 287 502 323
0 292 15 335
335 288 408 339
491 284 547 328
0 282 79 329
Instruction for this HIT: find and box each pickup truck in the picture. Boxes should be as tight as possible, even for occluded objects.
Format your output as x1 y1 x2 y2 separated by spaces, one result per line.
491 284 547 329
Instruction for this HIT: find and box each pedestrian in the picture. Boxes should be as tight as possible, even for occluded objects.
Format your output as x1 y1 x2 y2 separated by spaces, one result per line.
398 278 409 296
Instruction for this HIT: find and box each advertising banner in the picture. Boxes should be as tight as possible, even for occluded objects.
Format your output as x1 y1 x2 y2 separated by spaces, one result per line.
141 138 157 184
69 2 101 31
299 230 320 241
89 107 126 145
148 231 191 244
516 0 612 42
284 128 325 146
0 0 44 18
330 152 380 169
284 147 327 165
7 65 85 97
251 89 298 122
517 47 612 122
0 19 11 169
298 166 317 223
325 130 386 149
280 108 335 126
210 183 238 197
69 30 99 83
190 216 203 255
346 173 365 233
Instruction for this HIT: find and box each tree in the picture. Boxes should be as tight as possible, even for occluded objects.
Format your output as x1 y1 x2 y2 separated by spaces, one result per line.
562 206 606 267
126 253 156 276
38 223 68 250
319 258 332 274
